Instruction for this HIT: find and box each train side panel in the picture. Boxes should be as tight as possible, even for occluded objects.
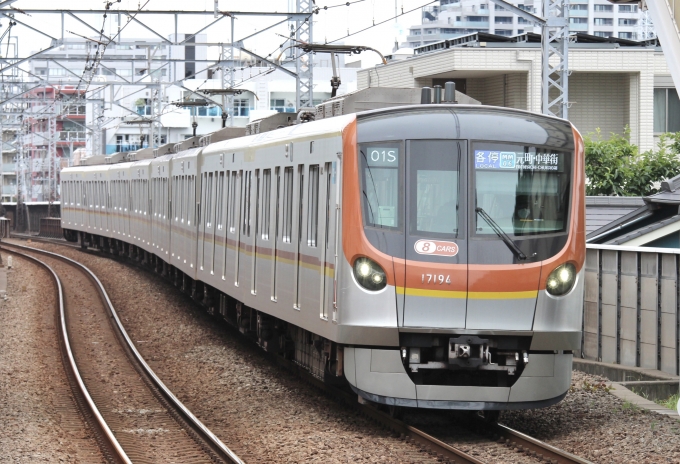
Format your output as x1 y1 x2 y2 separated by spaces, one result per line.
129 160 153 254
169 148 201 280
150 155 172 262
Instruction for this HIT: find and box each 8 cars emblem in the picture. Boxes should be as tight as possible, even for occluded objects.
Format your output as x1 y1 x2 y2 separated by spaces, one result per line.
414 239 459 257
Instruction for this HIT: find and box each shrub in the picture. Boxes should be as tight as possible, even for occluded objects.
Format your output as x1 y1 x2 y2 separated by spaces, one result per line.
584 128 680 197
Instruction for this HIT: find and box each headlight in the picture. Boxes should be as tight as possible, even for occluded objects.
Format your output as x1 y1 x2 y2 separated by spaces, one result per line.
545 263 576 296
353 257 387 291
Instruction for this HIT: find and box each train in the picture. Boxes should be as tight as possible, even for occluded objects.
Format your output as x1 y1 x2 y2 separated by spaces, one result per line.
60 100 585 414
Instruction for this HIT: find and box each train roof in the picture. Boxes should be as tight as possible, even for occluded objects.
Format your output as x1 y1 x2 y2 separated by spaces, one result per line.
202 114 355 157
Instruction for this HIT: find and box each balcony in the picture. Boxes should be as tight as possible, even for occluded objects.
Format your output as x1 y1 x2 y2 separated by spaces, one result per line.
58 131 87 142
2 163 16 172
456 20 490 29
569 23 589 32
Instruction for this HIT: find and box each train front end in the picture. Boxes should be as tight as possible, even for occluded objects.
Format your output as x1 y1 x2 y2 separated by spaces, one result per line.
339 106 585 410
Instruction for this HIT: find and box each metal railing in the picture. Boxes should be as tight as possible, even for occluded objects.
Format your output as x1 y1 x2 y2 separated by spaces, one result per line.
58 131 87 142
584 244 680 376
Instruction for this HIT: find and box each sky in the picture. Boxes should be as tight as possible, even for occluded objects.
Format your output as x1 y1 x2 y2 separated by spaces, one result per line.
4 0 433 68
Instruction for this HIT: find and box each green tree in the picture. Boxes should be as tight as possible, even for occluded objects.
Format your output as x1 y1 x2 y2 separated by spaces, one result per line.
584 128 680 197
584 128 636 196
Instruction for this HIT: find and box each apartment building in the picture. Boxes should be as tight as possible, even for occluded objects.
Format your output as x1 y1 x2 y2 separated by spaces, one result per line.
405 0 652 47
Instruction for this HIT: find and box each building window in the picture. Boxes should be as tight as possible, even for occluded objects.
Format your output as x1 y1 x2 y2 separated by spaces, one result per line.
495 4 504 10
410 29 421 35
570 17 588 24
467 16 487 22
494 29 513 36
618 32 637 39
518 17 530 24
234 99 249 117
479 3 488 9
619 18 637 26
569 4 588 10
594 4 613 12
593 31 610 38
270 99 295 113
136 105 152 116
424 28 437 34
189 106 221 117
619 4 638 12
594 18 613 26
517 4 534 12
654 88 680 133
495 16 512 24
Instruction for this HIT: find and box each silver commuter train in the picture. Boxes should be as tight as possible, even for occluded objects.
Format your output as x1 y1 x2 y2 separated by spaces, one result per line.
61 104 586 412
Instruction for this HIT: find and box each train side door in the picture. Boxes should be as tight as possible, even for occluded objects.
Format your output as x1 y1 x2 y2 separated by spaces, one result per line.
402 140 468 328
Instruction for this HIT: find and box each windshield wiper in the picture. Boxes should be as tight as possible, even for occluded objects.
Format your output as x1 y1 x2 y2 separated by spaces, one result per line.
475 207 527 261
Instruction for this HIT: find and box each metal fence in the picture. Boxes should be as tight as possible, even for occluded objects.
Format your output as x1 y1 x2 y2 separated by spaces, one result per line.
39 217 63 239
584 244 680 376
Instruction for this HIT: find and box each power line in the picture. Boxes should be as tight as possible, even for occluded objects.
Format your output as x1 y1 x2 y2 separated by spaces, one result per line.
328 0 436 43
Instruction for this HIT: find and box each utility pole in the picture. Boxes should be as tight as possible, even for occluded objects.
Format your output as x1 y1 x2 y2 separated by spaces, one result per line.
296 0 314 109
541 0 570 119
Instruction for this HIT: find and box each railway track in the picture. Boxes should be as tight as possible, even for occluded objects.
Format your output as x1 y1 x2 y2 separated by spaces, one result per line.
0 241 243 464
8 236 592 464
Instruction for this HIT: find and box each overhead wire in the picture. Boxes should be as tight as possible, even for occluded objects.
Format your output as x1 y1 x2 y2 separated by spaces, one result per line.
328 0 437 43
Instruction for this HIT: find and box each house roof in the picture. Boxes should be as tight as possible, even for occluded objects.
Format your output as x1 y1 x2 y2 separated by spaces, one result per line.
586 173 680 244
585 196 645 235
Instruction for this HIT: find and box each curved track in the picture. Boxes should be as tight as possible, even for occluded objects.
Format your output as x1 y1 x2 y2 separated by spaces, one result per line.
0 241 243 464
10 235 592 464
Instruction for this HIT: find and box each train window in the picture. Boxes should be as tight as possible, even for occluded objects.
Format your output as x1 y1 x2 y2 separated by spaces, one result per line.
298 165 305 246
216 171 225 230
229 171 238 233
261 169 271 240
409 140 460 237
282 167 294 243
307 165 319 247
359 142 401 230
473 143 571 236
275 167 281 241
180 176 185 223
254 170 260 240
207 172 214 228
173 177 178 221
242 171 251 236
190 176 196 225
325 162 332 249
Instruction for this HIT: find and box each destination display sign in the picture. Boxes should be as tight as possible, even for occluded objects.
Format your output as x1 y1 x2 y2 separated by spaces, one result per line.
474 150 562 171
365 147 399 168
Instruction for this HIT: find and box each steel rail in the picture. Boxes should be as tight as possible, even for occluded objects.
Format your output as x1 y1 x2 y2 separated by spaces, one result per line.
0 241 244 464
0 246 130 464
273 360 484 464
489 423 592 464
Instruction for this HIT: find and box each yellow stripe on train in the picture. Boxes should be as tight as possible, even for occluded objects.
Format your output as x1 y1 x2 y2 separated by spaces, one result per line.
396 287 538 299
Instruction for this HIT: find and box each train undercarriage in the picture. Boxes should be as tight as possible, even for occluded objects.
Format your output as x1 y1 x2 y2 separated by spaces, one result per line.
71 231 346 386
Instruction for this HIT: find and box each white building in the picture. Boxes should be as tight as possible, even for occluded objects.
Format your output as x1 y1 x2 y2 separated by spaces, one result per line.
362 34 678 152
404 0 652 46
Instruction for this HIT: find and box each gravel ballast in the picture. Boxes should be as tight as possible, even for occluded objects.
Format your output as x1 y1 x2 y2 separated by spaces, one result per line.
0 252 103 463
24 242 438 463
20 240 680 463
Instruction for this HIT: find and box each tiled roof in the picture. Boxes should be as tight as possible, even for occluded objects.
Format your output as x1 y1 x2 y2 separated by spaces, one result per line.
585 196 645 234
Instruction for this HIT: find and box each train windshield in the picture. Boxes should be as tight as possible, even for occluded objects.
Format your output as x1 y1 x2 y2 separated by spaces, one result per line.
473 143 571 237
359 143 402 229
